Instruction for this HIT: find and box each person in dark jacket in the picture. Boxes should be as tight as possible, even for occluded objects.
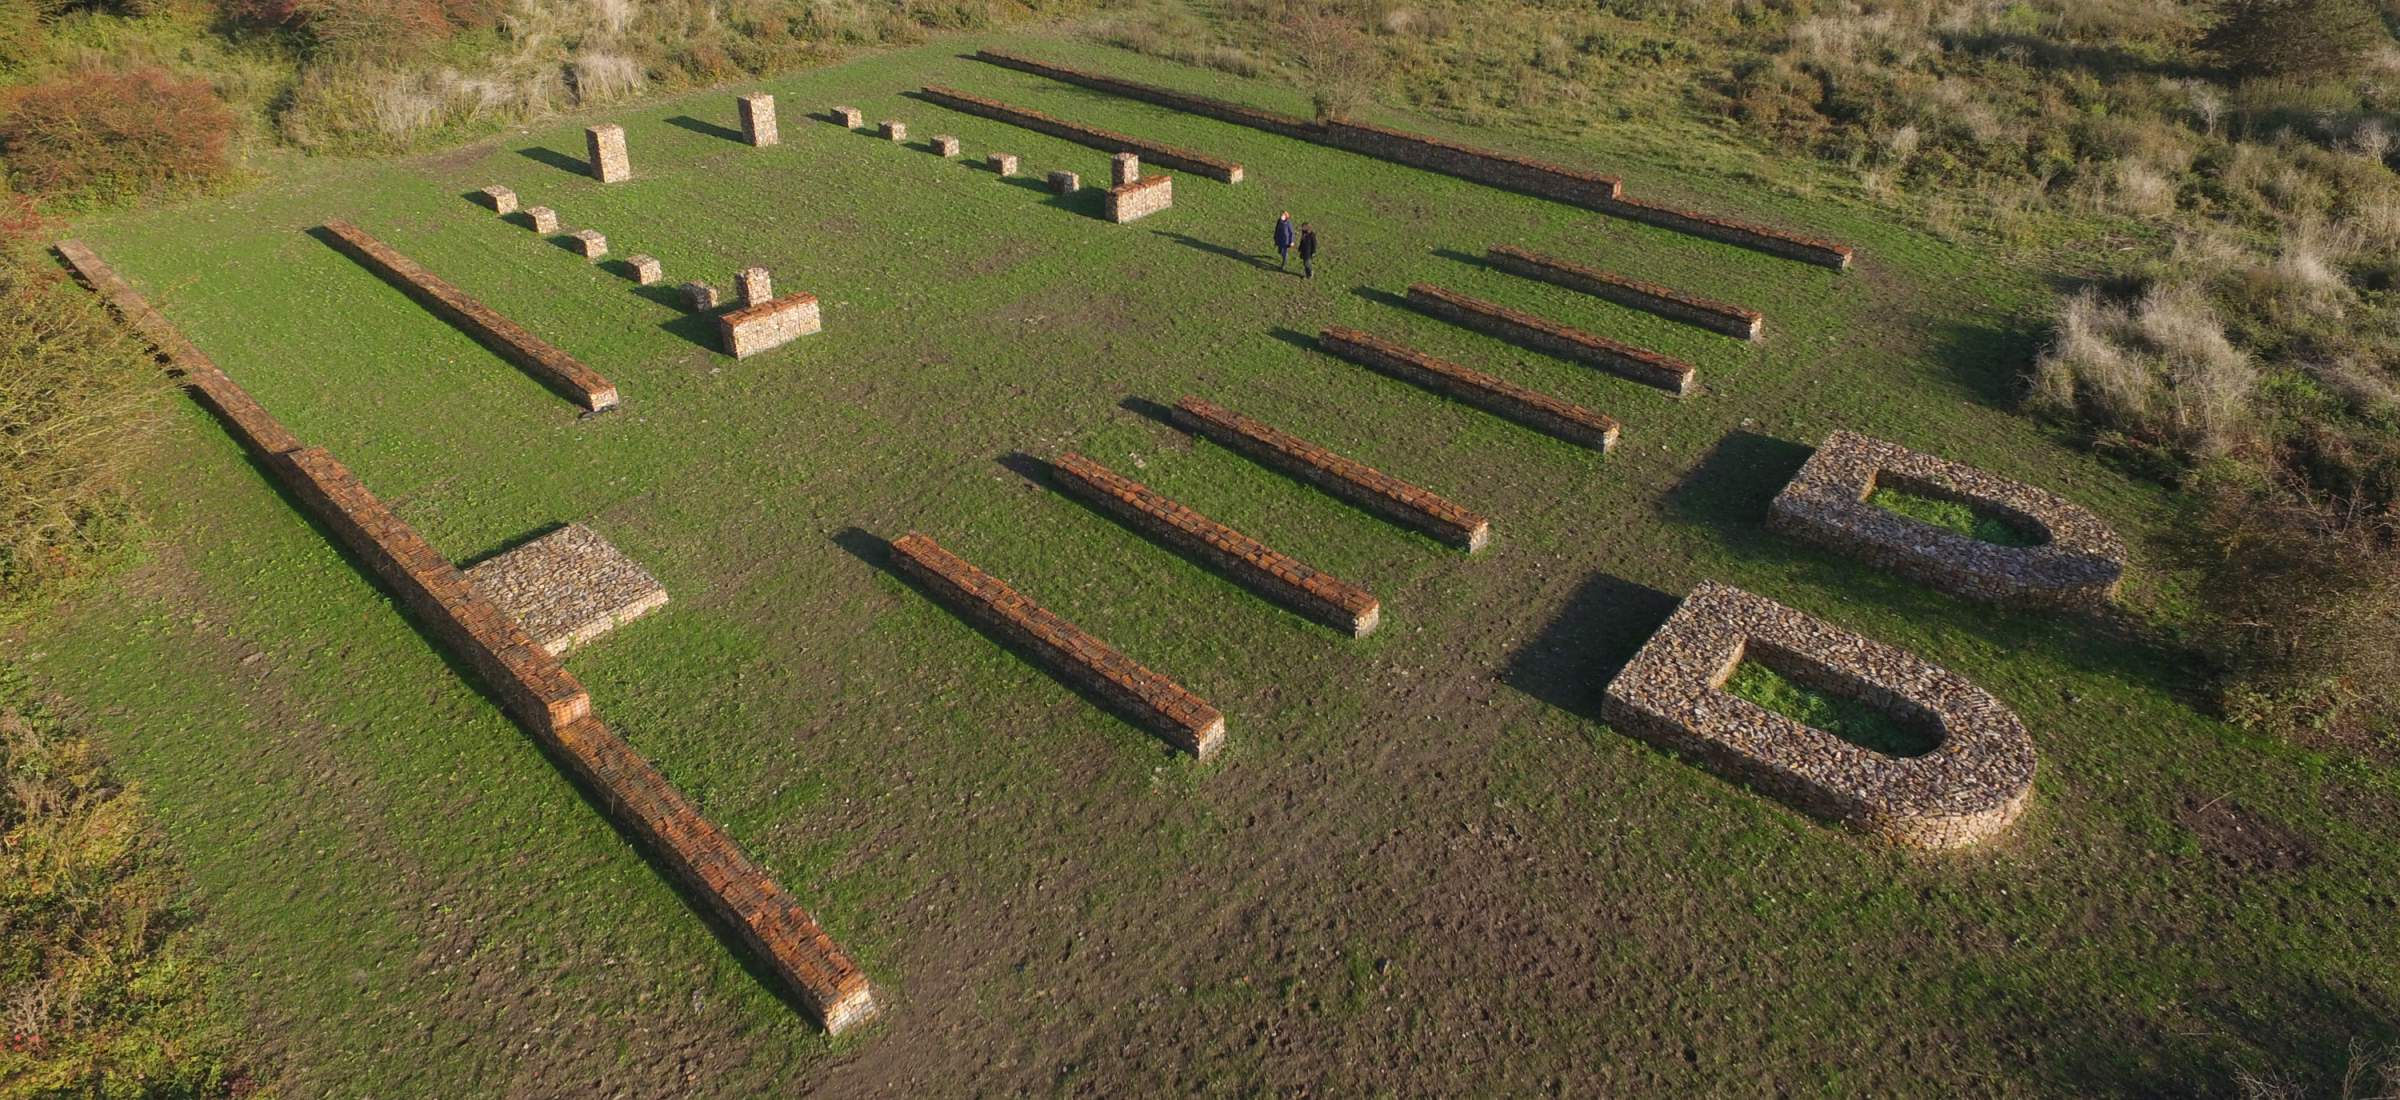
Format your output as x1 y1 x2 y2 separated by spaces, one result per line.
1274 211 1296 270
1297 224 1319 279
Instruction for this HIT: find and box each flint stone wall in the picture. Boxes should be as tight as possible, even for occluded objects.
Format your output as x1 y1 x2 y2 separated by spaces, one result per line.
1767 431 2127 609
1487 245 1763 340
738 93 778 146
918 85 1244 183
719 292 821 358
1170 396 1489 552
891 532 1226 759
1405 283 1696 397
1603 581 2037 849
1317 326 1618 452
1105 174 1172 223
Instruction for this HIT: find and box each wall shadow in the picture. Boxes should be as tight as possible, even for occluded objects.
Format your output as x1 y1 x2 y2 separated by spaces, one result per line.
516 146 592 176
657 306 722 350
1659 429 1815 542
1349 285 1412 311
664 115 742 142
633 283 696 311
1117 395 1181 429
1152 230 1283 273
1265 326 1321 354
1925 315 2045 410
1430 246 1499 273
1499 571 1681 721
458 522 569 569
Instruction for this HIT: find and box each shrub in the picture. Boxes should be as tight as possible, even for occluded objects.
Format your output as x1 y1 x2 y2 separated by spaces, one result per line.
2202 0 2393 77
2031 282 2258 459
0 66 234 205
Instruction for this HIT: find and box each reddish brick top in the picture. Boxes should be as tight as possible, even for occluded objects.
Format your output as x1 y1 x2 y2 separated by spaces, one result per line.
1488 245 1762 326
719 291 819 327
1110 173 1173 197
1320 117 1622 195
891 532 1225 757
918 85 1245 183
1605 195 1855 268
1318 325 1622 448
1406 283 1694 383
1171 396 1488 548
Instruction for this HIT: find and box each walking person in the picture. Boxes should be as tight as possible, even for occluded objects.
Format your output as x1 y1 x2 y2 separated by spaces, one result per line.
1274 211 1296 270
1297 223 1319 279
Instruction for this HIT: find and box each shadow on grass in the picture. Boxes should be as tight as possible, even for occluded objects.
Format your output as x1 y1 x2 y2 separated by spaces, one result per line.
458 522 568 569
516 145 592 177
657 307 722 351
664 115 742 142
1926 314 2045 410
1499 571 1680 721
1430 246 1500 273
1661 429 1815 540
2010 971 2399 1098
633 283 697 311
1151 229 1284 273
1117 395 1182 429
1265 326 1322 355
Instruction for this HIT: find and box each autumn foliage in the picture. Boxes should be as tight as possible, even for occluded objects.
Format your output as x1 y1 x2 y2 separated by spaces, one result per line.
0 66 234 204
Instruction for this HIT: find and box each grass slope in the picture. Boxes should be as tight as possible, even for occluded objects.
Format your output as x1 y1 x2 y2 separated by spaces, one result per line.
12 31 2396 1098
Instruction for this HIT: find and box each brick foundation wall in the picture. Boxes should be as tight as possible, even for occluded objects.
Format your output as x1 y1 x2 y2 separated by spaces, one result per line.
1317 326 1619 452
718 292 821 358
738 93 778 146
1104 174 1173 223
586 124 630 183
1404 283 1696 397
970 50 1855 270
319 221 619 411
891 532 1226 758
1486 245 1763 340
918 85 1245 183
1170 396 1490 551
1049 452 1381 637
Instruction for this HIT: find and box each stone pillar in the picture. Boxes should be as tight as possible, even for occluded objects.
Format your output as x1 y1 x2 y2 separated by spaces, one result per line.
527 206 560 234
1049 170 1080 194
737 267 772 307
931 135 961 157
587 124 630 183
1111 152 1141 186
831 105 863 128
569 229 608 259
988 153 1018 176
682 282 720 311
479 185 517 214
879 120 906 142
627 255 662 285
738 93 778 146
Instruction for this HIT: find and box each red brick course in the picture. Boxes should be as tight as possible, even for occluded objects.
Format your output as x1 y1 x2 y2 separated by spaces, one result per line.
318 221 620 411
918 85 1245 183
1487 245 1764 340
1406 283 1696 397
890 532 1226 758
1316 326 1620 452
1049 452 1382 637
1169 396 1490 552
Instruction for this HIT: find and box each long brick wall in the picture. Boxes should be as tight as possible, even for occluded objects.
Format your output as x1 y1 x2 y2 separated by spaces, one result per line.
1486 245 1763 340
1169 396 1490 552
1049 452 1381 637
890 532 1226 758
917 85 1245 183
53 239 877 1034
1317 326 1620 452
317 221 620 412
1405 283 1696 397
969 50 1855 270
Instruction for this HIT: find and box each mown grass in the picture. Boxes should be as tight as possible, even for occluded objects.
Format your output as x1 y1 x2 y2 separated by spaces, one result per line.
1868 484 2045 548
11 31 2397 1098
1724 658 1939 757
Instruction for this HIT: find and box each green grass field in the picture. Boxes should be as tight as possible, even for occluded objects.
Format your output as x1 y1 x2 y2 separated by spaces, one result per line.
17 30 2399 1097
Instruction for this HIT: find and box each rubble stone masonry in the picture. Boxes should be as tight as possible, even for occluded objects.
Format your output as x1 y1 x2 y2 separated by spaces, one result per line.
626 254 662 285
917 85 1244 183
1170 396 1490 551
1111 152 1141 186
1317 326 1619 452
738 93 778 146
1406 283 1696 396
1104 174 1172 223
1049 452 1381 637
586 124 630 183
988 152 1018 175
478 185 517 214
319 221 619 411
831 105 863 127
718 293 821 358
880 120 906 141
1487 245 1763 340
891 532 1226 759
527 206 560 234
931 135 961 156
1049 170 1081 194
681 282 719 311
569 229 607 259
737 266 773 307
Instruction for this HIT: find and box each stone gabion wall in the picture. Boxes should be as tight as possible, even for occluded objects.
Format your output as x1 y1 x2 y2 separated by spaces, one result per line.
831 105 863 127
1104 174 1172 223
738 93 778 146
586 124 630 183
1049 170 1081 194
1050 451 1382 637
1170 396 1490 551
718 293 822 358
891 532 1227 758
1602 581 2037 850
988 152 1018 176
626 255 662 285
568 229 607 259
879 119 906 141
526 206 560 234
1317 326 1620 452
478 185 517 214
318 221 619 411
1767 431 2128 609
931 135 961 157
918 85 1245 183
1602 196 1853 270
1487 245 1764 340
1111 152 1140 186
737 266 773 307
1405 283 1697 397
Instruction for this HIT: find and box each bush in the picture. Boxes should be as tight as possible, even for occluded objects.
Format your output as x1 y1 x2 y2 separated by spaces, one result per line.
2202 0 2393 77
0 66 234 205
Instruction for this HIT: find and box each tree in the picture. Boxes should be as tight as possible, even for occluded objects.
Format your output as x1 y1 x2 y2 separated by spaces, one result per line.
2202 0 2393 78
1282 1 1382 121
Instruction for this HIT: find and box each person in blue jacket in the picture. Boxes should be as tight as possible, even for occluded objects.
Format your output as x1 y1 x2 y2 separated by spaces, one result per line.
1275 211 1296 270
1297 223 1319 279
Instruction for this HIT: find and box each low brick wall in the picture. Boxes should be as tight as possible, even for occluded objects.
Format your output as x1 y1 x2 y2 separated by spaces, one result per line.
1050 452 1381 637
1104 174 1172 223
319 221 619 411
1170 396 1489 552
1767 431 2127 609
53 240 304 458
1602 581 2036 849
1487 245 1763 340
891 532 1226 758
1317 326 1619 452
970 49 1855 269
1405 283 1695 397
718 292 821 358
918 85 1245 183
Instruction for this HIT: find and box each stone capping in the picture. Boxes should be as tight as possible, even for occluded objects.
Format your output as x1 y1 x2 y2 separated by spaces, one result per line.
890 532 1226 759
830 104 863 127
917 85 1245 184
737 92 778 146
1049 451 1382 637
53 240 304 458
717 292 822 358
586 124 629 183
1406 283 1696 397
968 49 1855 270
464 524 670 654
1103 173 1172 223
1487 244 1764 340
1317 326 1620 452
1601 582 2037 849
1170 396 1490 552
478 185 518 214
1767 431 2127 609
318 221 619 411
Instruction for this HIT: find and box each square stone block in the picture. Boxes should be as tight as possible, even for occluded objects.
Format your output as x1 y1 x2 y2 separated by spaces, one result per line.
681 281 719 311
526 206 559 234
988 152 1018 176
478 185 517 214
737 265 772 307
465 524 669 655
1048 170 1080 194
830 104 862 127
569 229 607 259
879 120 906 141
626 254 662 285
1111 152 1141 186
931 135 960 156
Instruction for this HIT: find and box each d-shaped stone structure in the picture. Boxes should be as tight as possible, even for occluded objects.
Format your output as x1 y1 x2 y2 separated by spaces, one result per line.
1602 582 2036 850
